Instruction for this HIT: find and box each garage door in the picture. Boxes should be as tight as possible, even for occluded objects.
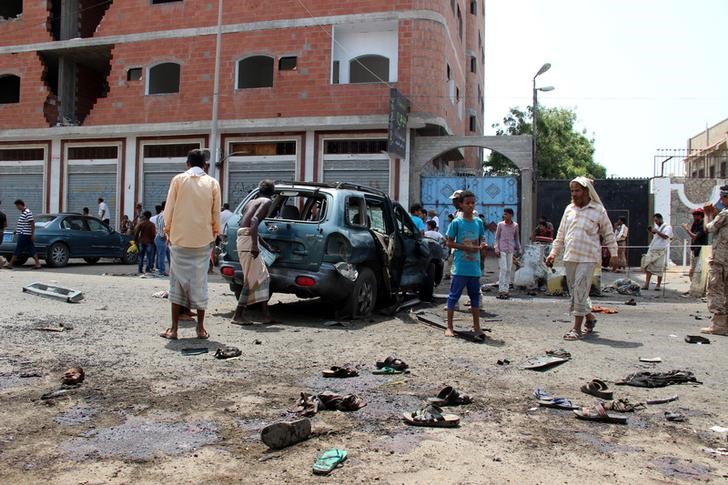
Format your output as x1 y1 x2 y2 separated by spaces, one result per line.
0 161 44 229
143 160 183 210
67 162 118 223
228 156 295 208
322 156 390 192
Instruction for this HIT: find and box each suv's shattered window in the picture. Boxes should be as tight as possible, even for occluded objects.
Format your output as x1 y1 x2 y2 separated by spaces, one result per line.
267 191 326 222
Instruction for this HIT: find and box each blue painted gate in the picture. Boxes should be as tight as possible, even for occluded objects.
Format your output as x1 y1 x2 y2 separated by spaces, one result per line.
420 175 519 244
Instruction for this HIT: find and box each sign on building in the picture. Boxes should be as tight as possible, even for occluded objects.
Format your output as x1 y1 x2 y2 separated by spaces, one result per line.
387 88 409 159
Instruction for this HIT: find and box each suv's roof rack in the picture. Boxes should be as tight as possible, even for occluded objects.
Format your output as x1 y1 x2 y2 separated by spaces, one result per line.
276 180 387 197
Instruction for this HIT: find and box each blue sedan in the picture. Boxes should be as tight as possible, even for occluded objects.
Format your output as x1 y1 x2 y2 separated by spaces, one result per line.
1 213 136 267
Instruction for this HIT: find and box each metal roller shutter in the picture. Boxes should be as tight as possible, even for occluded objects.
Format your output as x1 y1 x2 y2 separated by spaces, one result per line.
143 161 181 209
67 163 117 223
228 157 295 207
0 165 44 229
322 158 389 191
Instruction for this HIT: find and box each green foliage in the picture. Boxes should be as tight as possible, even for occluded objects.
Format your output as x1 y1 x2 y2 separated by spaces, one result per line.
486 106 606 179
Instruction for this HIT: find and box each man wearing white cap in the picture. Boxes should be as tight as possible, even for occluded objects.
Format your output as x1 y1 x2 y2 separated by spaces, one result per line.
546 177 618 340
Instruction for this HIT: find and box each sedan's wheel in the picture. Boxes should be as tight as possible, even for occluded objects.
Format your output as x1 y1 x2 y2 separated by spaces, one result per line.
84 257 100 264
47 243 69 268
345 267 377 318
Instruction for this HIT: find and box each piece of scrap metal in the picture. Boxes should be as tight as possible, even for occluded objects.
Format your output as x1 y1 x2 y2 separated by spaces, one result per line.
22 282 84 303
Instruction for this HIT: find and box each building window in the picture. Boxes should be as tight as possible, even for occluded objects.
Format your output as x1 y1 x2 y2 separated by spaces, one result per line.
349 55 389 84
456 87 460 102
0 75 20 104
470 0 477 15
332 61 340 84
279 56 297 71
457 6 463 40
721 161 726 178
143 143 199 158
470 56 477 73
0 0 22 19
68 146 118 160
127 68 142 81
469 115 477 132
324 139 387 154
698 168 705 178
229 141 296 156
709 166 715 178
237 56 274 89
152 0 182 4
0 148 44 161
451 0 455 13
147 62 180 95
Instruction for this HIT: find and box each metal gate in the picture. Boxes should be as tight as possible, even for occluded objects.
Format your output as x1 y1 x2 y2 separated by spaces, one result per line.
420 175 519 237
228 156 295 208
322 156 390 192
143 160 182 210
67 162 117 223
0 163 44 229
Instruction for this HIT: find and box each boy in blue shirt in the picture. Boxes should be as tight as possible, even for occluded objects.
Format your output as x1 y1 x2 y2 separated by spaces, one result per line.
445 190 487 338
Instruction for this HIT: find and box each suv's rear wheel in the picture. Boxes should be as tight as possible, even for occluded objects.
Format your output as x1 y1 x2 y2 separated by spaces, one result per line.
345 267 377 318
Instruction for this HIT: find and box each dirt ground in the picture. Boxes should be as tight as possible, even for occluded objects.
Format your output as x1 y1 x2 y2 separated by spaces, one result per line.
1 258 727 484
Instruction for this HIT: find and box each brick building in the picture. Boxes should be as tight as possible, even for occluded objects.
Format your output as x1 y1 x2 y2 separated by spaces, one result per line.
685 117 728 179
0 1 485 226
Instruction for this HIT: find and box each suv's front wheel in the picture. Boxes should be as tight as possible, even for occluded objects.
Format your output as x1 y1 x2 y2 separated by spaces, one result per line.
344 267 377 318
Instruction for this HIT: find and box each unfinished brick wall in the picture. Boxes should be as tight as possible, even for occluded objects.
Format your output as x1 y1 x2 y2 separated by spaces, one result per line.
0 1 52 47
0 53 51 128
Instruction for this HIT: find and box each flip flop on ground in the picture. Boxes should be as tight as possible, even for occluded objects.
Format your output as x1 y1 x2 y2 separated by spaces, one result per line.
261 418 311 450
402 404 460 428
372 366 405 375
573 402 627 424
580 379 614 400
427 386 473 406
376 356 408 371
322 365 359 378
312 448 347 475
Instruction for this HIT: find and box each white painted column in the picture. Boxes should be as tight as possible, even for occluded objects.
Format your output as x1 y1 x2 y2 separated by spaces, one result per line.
48 139 62 212
124 136 137 217
304 130 315 181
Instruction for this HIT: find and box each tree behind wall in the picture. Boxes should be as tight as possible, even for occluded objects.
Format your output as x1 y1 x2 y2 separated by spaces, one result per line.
486 106 606 179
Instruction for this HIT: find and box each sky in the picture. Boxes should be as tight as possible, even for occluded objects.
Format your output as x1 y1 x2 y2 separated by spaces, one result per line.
482 0 728 178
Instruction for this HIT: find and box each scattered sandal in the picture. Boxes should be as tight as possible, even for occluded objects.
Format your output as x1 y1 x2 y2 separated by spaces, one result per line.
322 365 359 378
196 330 210 340
584 318 598 334
580 379 614 400
376 355 408 371
214 347 242 359
533 389 579 410
625 298 637 306
372 366 406 375
573 402 627 424
664 411 686 422
403 404 460 428
312 448 347 475
427 386 473 406
602 398 644 413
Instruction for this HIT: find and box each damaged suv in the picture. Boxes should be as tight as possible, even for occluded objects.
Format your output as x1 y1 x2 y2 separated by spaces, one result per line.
219 182 444 317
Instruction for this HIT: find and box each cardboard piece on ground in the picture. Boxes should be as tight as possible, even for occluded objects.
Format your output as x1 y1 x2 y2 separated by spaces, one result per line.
415 311 491 342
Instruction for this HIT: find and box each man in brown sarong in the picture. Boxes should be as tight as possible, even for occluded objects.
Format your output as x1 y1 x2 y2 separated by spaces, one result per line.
231 180 277 325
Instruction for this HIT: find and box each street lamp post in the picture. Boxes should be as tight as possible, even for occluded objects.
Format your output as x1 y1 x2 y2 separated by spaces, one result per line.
209 0 224 180
531 63 553 227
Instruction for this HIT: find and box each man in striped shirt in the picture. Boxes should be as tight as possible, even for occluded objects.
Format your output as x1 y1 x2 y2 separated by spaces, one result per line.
546 178 617 340
7 199 41 269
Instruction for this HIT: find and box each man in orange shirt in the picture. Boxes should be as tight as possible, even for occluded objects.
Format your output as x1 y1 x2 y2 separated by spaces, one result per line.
159 149 221 340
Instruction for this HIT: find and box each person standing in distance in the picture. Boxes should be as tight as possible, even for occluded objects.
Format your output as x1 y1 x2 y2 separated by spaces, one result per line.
7 199 42 269
97 197 110 225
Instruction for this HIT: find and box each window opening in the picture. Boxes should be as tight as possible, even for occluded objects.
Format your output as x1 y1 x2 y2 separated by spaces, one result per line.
324 139 387 154
0 75 20 104
68 146 118 160
229 141 296 156
0 0 22 19
469 115 477 132
446 63 451 80
237 56 274 89
470 56 477 73
127 68 142 81
152 0 182 4
349 55 389 84
470 0 477 15
279 57 297 71
332 60 340 84
0 148 44 161
143 143 200 158
87 218 109 232
457 6 463 40
346 197 366 227
148 62 180 95
62 216 87 231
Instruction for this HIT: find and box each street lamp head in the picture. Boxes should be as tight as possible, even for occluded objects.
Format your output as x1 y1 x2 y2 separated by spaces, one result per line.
535 63 551 78
538 86 555 92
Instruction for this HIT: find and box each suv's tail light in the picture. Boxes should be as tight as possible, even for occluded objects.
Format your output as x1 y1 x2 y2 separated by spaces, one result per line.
295 276 316 287
221 266 235 277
